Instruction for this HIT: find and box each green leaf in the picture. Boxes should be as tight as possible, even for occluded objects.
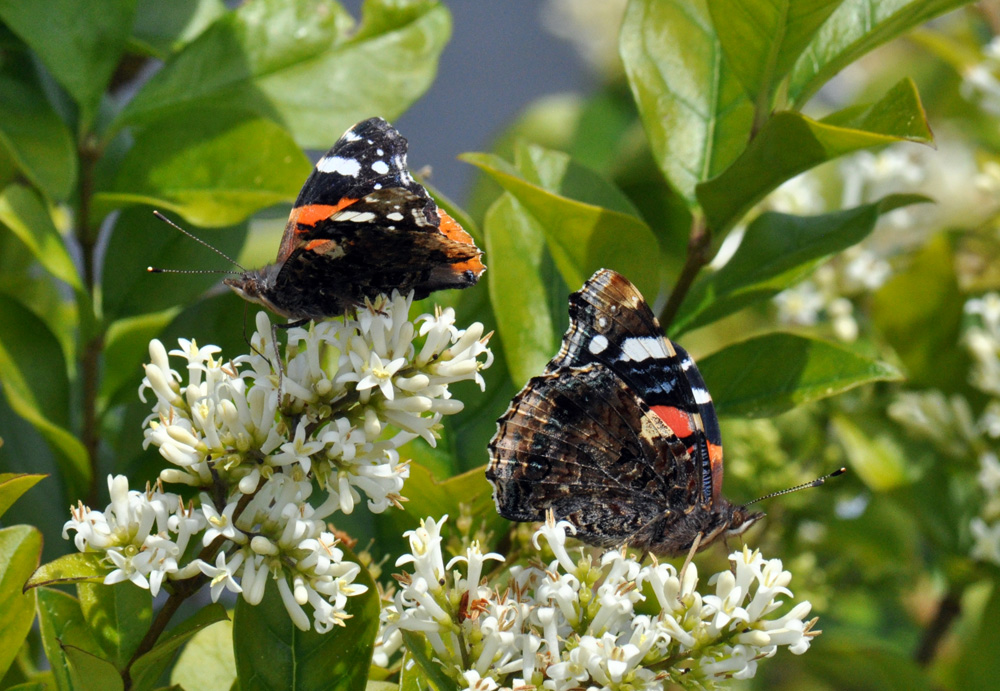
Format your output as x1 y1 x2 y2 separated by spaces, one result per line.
0 526 42 680
483 194 560 385
78 582 152 671
671 194 929 335
699 333 902 417
804 633 934 691
36 587 104 691
831 415 913 490
0 0 138 125
131 0 227 58
100 310 180 411
0 184 84 292
708 0 843 111
400 632 458 691
788 0 974 108
0 71 76 200
101 205 248 321
233 550 379 691
169 619 237 691
462 151 661 300
64 645 124 691
696 78 932 233
129 604 229 691
97 112 310 227
955 583 1000 691
117 0 450 149
871 233 968 390
26 553 107 589
0 294 90 498
377 463 507 556
0 473 46 520
620 0 753 204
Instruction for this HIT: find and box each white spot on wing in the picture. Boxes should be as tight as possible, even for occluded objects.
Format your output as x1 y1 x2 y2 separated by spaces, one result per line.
620 336 671 362
588 334 609 354
386 212 404 221
371 160 389 175
333 210 376 223
342 130 361 142
316 156 360 176
693 387 712 404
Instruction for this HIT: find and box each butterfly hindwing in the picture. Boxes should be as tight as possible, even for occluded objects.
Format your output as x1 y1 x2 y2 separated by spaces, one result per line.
487 364 702 548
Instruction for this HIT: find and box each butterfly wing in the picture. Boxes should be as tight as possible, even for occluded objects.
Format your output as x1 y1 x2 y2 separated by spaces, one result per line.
268 118 484 317
487 364 701 550
547 269 724 505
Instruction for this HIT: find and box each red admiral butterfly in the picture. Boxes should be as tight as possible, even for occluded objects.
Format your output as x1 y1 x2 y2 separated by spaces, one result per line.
487 269 764 556
223 117 485 322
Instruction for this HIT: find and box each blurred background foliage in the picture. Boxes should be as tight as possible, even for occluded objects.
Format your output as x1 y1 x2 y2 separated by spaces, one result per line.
4 0 1000 689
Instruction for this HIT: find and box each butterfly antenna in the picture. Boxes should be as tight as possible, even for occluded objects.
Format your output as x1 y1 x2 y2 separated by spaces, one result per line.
147 210 246 273
740 467 847 508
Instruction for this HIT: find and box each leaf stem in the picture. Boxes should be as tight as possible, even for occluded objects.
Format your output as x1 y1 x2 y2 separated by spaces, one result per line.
77 138 102 506
658 215 711 329
914 589 962 666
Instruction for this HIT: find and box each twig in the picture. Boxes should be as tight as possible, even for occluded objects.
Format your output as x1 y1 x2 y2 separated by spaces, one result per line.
914 590 962 666
658 215 712 328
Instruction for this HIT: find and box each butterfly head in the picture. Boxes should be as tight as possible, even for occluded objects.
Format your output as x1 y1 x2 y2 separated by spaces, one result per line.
724 505 766 539
224 264 290 318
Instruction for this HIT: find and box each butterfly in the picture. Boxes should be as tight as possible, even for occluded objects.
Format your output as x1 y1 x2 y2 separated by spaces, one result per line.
223 117 485 323
487 269 763 556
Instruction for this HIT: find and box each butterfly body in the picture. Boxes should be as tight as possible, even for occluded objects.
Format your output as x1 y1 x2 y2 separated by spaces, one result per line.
224 118 484 321
487 269 761 556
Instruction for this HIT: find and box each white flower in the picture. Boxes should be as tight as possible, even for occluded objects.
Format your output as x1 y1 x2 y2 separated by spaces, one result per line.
196 551 244 601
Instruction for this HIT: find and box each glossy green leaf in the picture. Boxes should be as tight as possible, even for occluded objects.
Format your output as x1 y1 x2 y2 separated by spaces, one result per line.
100 310 180 411
233 550 378 691
129 603 228 691
118 0 450 149
708 0 843 110
64 645 124 691
699 333 902 417
788 0 974 107
78 582 152 670
169 619 237 691
98 113 309 227
0 184 83 292
620 0 753 204
0 473 45 520
101 205 248 321
36 587 104 691
131 0 227 58
26 553 106 589
0 526 42 680
0 294 90 498
0 0 138 124
831 415 913 490
0 72 76 200
871 233 968 390
671 194 929 335
462 151 660 300
483 194 560 385
696 78 932 233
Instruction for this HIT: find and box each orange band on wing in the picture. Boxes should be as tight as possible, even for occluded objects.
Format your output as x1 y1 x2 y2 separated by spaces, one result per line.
708 442 724 501
438 210 475 245
291 198 358 230
650 405 695 438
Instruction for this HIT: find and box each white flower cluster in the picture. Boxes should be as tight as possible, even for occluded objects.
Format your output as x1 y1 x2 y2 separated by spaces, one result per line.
960 293 1000 565
65 292 492 632
378 515 818 690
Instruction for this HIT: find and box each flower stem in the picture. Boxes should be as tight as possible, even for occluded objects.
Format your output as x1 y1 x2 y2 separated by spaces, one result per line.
914 589 962 666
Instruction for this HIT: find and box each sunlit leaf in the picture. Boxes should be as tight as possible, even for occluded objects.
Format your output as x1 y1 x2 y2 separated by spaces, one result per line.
696 78 931 233
0 473 45 520
117 0 451 149
620 0 753 204
169 619 237 691
0 525 42 680
700 333 902 417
